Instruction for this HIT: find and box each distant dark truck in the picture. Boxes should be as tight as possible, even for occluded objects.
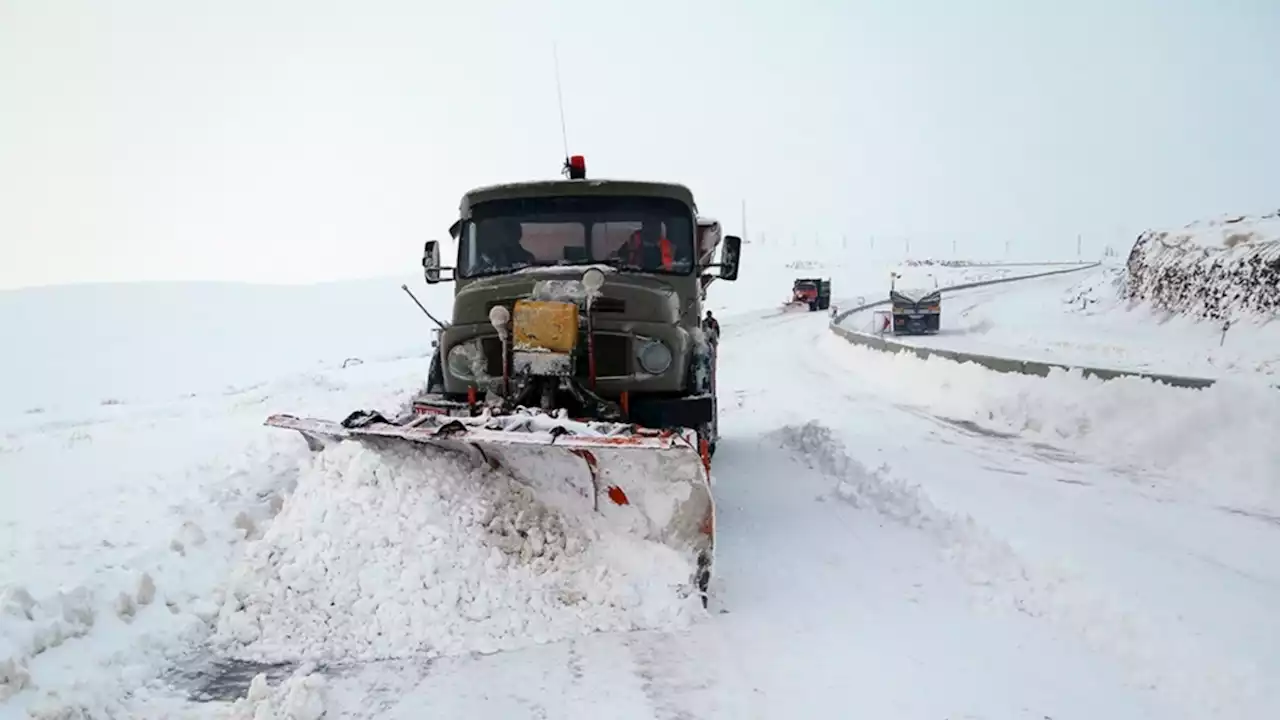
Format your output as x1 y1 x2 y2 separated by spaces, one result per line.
791 278 831 312
890 287 942 334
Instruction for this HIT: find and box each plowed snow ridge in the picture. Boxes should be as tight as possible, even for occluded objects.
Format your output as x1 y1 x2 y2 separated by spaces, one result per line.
211 441 703 664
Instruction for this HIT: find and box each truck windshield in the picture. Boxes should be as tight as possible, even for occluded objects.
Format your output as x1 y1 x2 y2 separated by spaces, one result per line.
457 195 695 279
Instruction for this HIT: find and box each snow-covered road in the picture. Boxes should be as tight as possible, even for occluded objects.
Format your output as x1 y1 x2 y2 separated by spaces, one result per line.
233 307 1181 720
243 309 1272 718
4 276 1277 719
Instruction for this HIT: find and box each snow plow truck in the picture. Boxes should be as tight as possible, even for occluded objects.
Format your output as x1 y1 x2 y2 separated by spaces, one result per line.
787 278 831 312
264 156 742 606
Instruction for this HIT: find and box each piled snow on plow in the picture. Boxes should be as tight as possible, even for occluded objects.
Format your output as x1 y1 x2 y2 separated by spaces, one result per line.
211 440 703 665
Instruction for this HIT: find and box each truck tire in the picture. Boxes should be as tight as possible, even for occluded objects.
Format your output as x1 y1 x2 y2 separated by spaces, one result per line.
427 348 445 393
697 424 718 458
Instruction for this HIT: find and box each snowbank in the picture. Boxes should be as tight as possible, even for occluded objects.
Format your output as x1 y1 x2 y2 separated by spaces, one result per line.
0 431 307 717
1124 210 1280 321
841 263 1280 379
0 355 430 718
211 440 702 665
819 333 1280 516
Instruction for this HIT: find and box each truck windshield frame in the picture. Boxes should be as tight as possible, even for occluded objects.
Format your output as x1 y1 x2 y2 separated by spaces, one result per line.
456 195 697 279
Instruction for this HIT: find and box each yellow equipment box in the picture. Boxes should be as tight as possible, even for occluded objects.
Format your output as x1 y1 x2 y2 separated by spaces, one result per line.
512 300 579 354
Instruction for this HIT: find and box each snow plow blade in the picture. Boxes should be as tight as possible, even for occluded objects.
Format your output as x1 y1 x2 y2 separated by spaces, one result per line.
265 409 715 597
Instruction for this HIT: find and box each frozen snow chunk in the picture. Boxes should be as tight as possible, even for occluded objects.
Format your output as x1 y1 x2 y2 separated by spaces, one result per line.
177 520 207 548
0 655 31 701
282 668 327 720
226 666 327 720
56 587 95 631
136 572 156 606
113 591 137 622
234 511 259 540
267 492 285 517
1 586 36 620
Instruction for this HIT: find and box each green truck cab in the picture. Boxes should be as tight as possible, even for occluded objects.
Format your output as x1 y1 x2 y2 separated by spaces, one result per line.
419 157 742 452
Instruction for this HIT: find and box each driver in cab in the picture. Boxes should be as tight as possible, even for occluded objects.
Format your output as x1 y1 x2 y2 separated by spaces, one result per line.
473 218 535 274
617 220 675 271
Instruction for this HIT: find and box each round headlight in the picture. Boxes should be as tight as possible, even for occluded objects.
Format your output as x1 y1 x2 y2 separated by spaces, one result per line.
582 268 606 293
447 343 477 379
488 304 511 331
636 340 672 375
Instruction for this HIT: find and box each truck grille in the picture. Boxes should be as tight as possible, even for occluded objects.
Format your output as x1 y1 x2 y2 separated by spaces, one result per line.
578 333 631 377
479 333 631 378
591 297 626 313
485 298 517 315
480 336 504 377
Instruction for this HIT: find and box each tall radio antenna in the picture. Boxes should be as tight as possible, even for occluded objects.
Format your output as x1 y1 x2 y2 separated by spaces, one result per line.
552 43 586 179
553 42 570 162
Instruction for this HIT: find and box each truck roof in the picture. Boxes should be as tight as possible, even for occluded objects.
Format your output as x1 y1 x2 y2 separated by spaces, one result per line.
892 287 940 303
458 178 697 217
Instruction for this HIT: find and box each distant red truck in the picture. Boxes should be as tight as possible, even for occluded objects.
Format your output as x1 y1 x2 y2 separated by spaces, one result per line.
790 278 831 312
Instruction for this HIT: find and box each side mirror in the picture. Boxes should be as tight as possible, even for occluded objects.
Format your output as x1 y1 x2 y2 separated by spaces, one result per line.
423 240 442 284
720 235 741 281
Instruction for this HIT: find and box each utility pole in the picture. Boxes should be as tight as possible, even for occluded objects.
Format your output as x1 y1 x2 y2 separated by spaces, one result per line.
1077 233 1082 259
741 199 748 244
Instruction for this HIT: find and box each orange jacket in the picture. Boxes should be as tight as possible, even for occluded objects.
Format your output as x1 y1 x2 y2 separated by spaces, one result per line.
627 230 674 270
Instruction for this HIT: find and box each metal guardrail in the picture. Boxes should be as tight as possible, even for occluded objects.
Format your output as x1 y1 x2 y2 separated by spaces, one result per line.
826 262 1222 391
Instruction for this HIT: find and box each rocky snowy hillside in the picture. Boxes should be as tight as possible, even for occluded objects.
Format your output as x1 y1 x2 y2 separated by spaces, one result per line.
1124 210 1280 321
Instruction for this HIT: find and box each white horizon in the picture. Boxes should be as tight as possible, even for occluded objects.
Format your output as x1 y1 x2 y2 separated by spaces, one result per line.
3 0 1278 290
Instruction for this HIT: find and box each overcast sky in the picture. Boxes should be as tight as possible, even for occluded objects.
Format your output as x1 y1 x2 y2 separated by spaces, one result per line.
2 0 1278 289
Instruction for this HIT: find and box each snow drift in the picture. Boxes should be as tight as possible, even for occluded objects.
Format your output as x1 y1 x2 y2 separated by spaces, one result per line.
819 333 1280 517
1124 210 1280 321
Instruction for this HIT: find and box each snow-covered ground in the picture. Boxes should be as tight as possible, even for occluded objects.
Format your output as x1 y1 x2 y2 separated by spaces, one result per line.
0 278 452 417
4 248 1277 719
839 261 1280 379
